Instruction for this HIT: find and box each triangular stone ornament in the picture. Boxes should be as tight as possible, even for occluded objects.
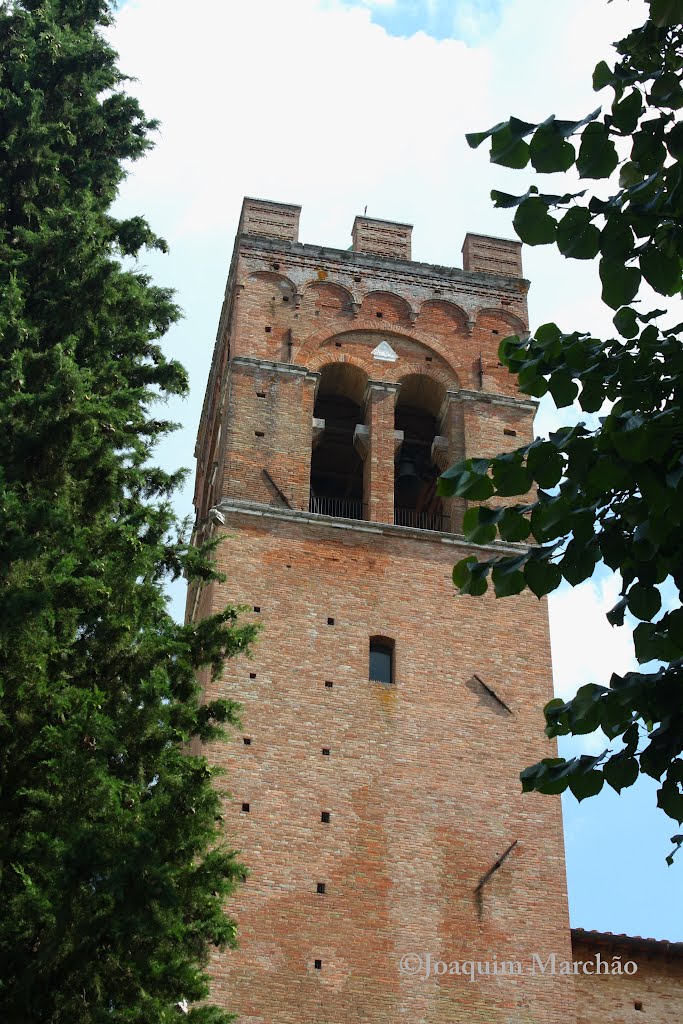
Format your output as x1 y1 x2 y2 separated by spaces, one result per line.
371 340 398 362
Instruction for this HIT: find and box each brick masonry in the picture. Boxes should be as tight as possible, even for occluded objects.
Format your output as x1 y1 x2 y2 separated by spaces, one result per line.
187 199 678 1023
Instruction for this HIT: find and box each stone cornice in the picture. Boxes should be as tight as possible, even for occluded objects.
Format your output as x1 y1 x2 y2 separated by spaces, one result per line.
237 234 530 298
457 389 538 412
212 498 528 556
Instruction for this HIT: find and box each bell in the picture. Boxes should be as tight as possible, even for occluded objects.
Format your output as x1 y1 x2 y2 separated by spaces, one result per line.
395 453 422 506
395 455 420 483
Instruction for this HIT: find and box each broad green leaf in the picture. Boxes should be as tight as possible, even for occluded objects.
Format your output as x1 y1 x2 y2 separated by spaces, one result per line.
667 121 683 159
600 219 635 262
462 506 498 545
593 61 613 91
452 555 478 588
619 161 644 188
613 306 639 338
556 207 601 260
466 121 507 149
632 127 668 174
607 597 628 626
657 779 683 823
439 459 495 500
553 108 601 138
604 756 639 794
534 322 562 347
524 558 562 598
577 122 619 179
640 245 682 296
491 125 532 169
498 508 532 542
650 0 683 26
548 371 579 408
599 258 641 308
491 565 527 598
628 583 662 621
578 379 604 413
491 188 533 208
650 71 683 110
561 539 599 585
517 362 549 397
529 124 575 173
612 90 642 134
492 457 533 496
527 442 564 488
568 769 604 801
513 197 557 246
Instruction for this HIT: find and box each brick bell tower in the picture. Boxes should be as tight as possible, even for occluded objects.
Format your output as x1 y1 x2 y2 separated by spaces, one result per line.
188 198 577 1024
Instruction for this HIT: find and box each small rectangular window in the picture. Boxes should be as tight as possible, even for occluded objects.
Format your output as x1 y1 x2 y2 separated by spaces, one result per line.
369 637 394 684
321 811 330 823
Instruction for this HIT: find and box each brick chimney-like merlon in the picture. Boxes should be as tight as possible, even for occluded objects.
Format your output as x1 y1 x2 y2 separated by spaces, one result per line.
462 233 523 277
352 216 412 261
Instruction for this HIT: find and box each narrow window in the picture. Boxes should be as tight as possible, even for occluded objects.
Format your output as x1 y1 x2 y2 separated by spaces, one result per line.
241 802 250 813
322 748 330 756
314 959 322 970
369 636 394 684
316 882 326 894
634 1002 643 1012
321 811 330 823
243 737 252 746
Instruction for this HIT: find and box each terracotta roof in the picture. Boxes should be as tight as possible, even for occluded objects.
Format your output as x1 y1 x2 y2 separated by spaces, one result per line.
572 928 683 959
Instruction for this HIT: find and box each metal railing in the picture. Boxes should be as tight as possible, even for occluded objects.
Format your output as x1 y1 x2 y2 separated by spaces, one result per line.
394 507 450 533
309 496 365 521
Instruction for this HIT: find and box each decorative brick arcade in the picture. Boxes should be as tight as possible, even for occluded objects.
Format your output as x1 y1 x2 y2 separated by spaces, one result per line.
186 198 683 1024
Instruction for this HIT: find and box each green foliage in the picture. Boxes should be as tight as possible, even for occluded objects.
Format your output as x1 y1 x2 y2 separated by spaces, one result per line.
448 0 683 860
0 2 258 1020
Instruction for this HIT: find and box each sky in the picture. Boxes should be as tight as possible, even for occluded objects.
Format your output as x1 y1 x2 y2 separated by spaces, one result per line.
109 0 682 940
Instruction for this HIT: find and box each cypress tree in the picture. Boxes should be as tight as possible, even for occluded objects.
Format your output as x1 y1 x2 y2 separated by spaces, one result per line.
0 2 257 1020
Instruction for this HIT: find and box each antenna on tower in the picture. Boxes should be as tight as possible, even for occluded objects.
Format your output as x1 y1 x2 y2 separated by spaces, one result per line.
364 205 367 215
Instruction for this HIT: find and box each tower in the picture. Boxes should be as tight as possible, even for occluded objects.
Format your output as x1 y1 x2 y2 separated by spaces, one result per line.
188 198 577 1023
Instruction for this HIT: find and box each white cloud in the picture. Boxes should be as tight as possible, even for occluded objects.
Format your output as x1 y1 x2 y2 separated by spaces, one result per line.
548 573 637 702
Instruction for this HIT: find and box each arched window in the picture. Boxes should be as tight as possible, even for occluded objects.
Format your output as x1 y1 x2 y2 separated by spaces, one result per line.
310 363 367 521
369 636 394 684
394 374 446 531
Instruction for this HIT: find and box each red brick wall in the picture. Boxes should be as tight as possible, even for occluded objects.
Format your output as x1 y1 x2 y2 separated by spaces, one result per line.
572 938 683 1024
203 512 575 1024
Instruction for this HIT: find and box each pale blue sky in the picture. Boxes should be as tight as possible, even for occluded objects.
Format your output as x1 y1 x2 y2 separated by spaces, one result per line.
110 0 682 941
336 0 506 43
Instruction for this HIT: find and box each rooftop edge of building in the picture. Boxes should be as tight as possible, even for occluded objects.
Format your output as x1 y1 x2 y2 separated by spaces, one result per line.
237 196 524 280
